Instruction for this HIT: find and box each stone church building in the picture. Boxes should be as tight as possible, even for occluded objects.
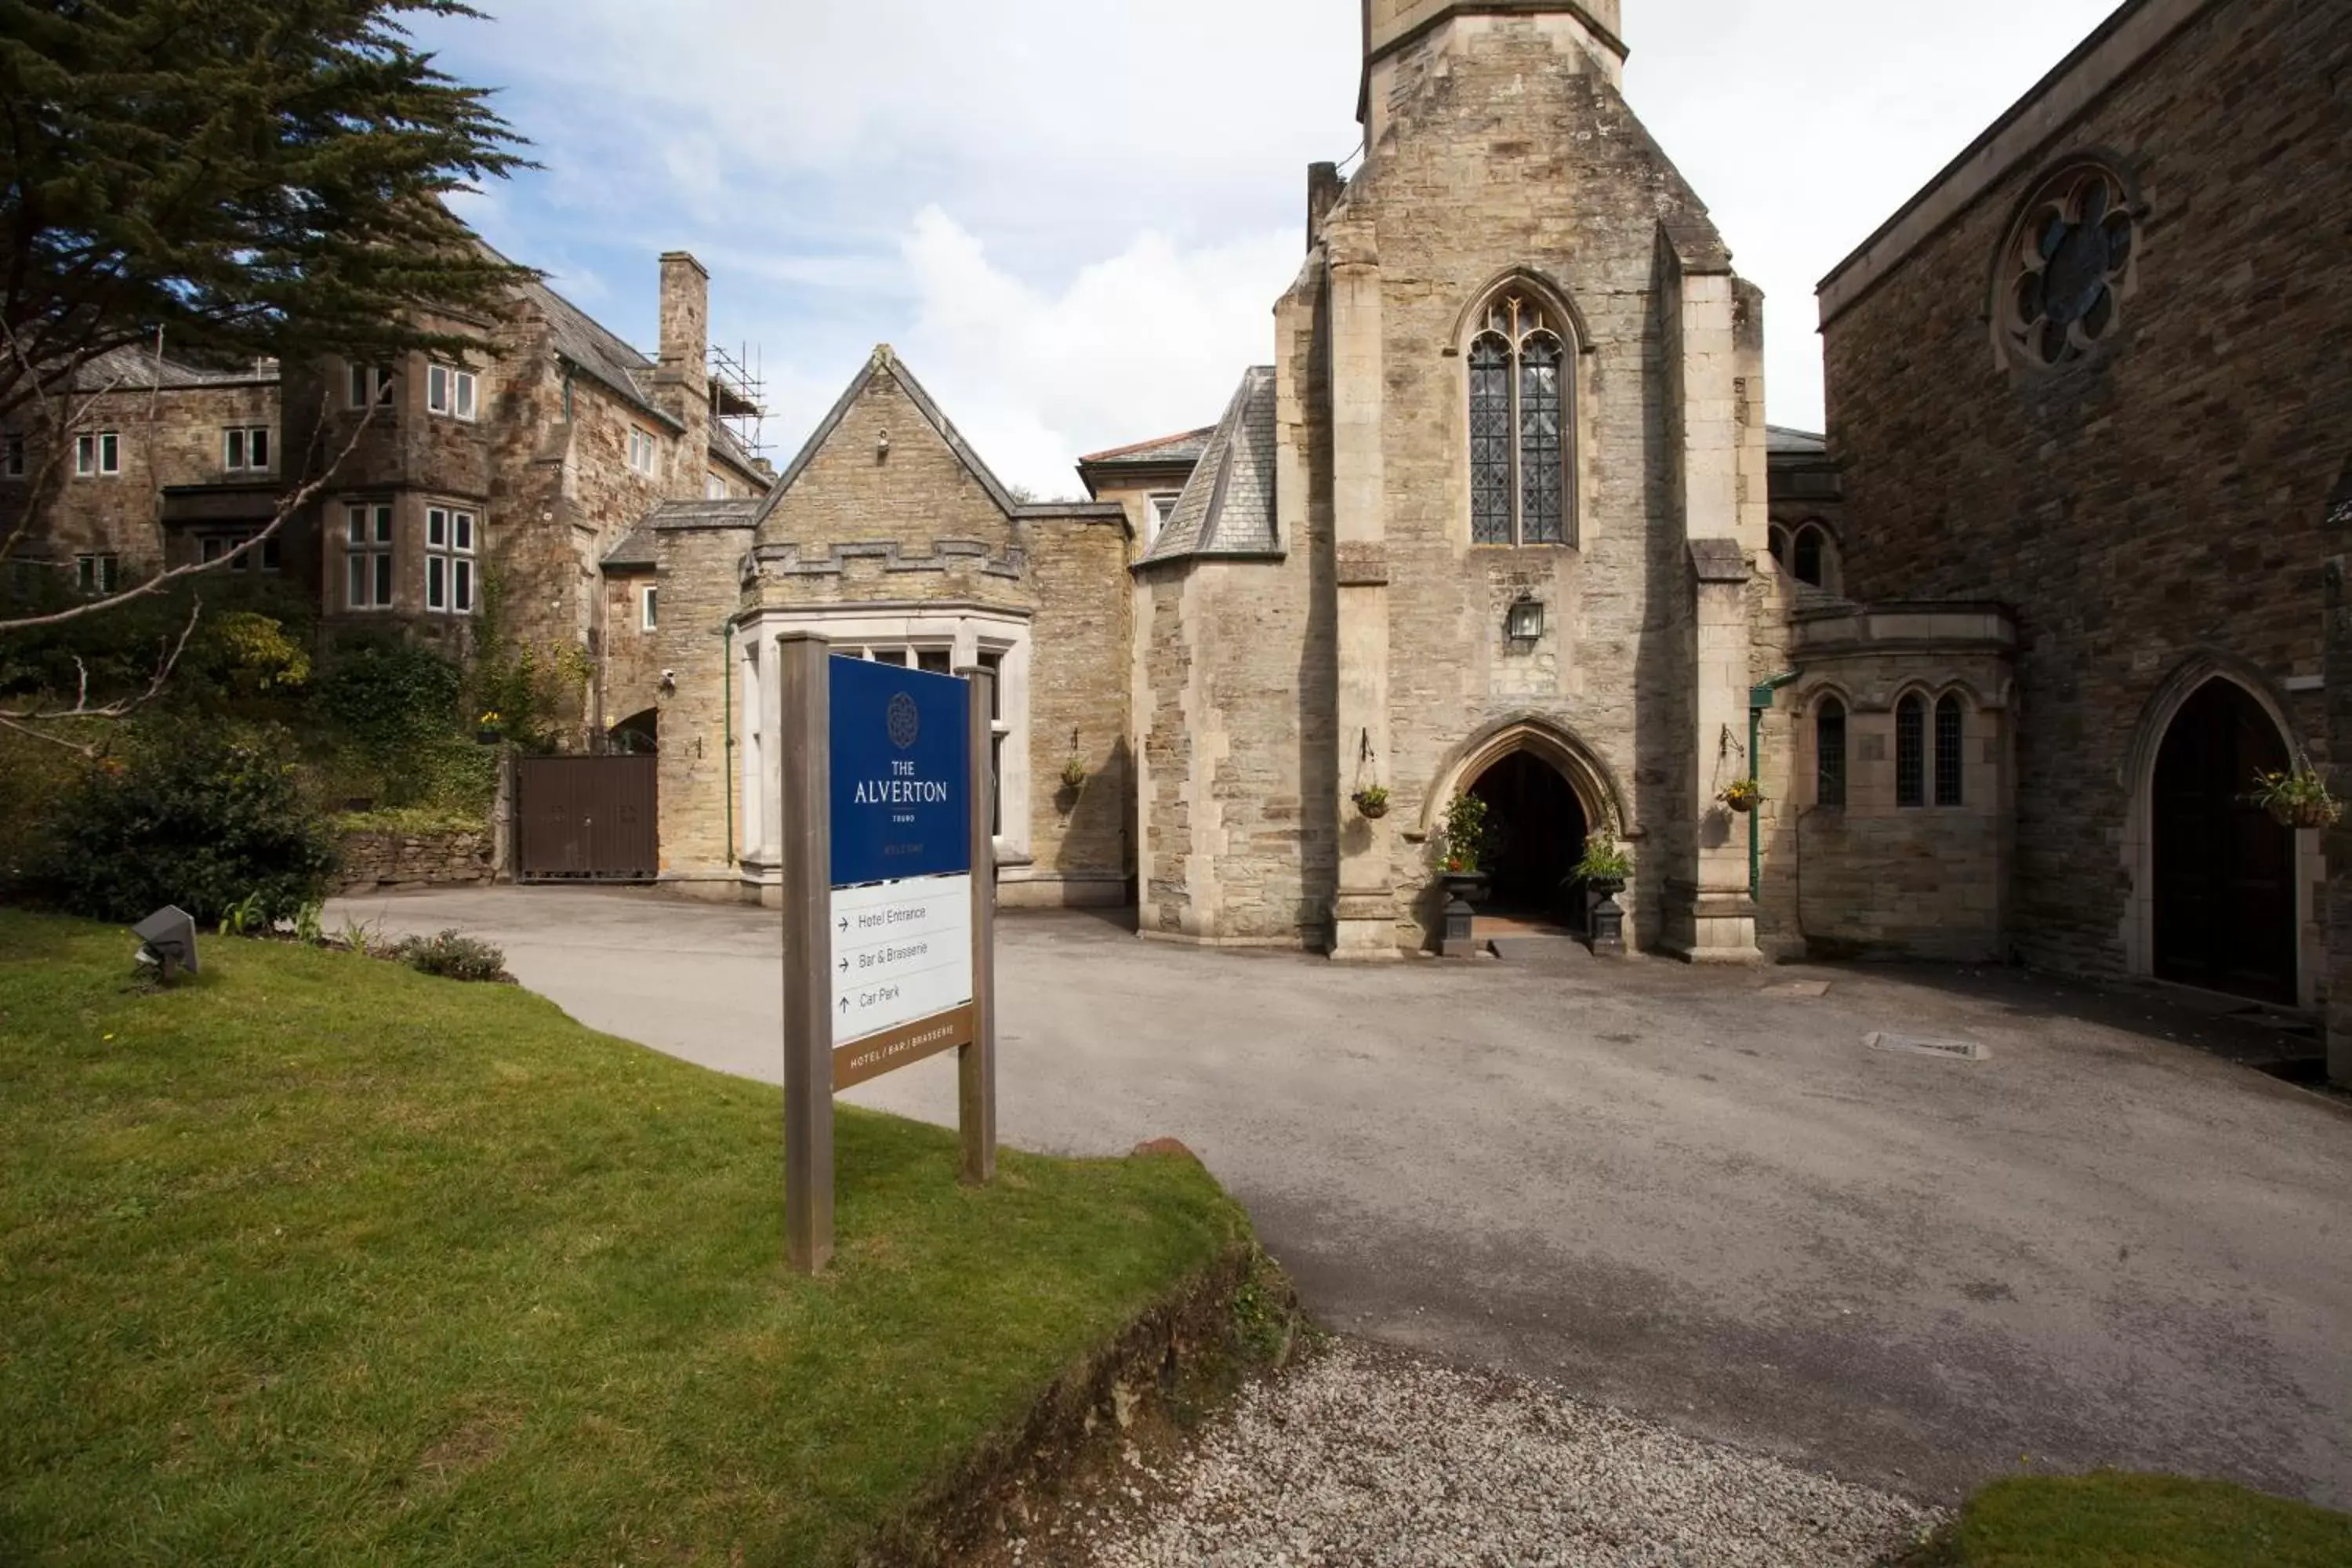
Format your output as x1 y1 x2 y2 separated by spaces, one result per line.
639 0 2348 1070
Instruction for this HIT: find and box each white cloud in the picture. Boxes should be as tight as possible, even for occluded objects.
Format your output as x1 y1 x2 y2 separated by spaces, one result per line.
440 0 2134 452
890 209 1298 494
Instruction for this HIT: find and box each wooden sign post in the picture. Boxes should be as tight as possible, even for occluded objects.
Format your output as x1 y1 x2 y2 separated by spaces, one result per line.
779 631 996 1275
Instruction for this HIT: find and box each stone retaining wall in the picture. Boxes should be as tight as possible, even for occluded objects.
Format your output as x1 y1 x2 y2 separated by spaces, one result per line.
336 829 495 895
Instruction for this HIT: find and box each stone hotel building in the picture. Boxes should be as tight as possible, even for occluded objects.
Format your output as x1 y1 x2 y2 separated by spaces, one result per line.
7 0 2345 1078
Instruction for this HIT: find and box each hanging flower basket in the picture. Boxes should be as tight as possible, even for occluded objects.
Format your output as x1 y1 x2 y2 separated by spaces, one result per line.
2246 765 2341 831
1352 786 1391 820
1060 757 1089 791
2269 797 2343 830
1719 779 1762 815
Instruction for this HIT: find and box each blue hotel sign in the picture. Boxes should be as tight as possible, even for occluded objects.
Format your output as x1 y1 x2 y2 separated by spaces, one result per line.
827 655 972 888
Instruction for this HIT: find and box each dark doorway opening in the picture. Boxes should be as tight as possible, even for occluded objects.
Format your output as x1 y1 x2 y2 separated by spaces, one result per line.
608 708 659 756
1468 751 1589 928
2152 679 2296 1004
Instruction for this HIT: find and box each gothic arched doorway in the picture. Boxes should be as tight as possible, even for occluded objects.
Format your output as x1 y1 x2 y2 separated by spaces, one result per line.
1468 750 1590 927
2151 678 2295 1003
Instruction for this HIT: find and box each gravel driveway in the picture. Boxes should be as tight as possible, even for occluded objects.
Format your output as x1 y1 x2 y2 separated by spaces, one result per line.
1018 1342 1942 1566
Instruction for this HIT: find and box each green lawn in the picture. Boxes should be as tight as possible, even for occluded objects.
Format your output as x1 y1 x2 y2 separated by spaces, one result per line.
1915 1472 2352 1566
0 910 1254 1566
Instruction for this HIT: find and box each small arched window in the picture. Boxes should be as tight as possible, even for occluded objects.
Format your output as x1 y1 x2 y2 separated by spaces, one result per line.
1468 292 1573 546
1768 521 1837 591
1896 695 1926 808
1816 698 1847 808
1934 695 1965 807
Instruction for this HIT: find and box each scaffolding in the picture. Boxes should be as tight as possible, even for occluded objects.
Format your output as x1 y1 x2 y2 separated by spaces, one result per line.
707 341 768 458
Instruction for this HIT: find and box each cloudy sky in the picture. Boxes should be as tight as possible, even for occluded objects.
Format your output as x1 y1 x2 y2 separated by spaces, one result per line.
420 0 2119 497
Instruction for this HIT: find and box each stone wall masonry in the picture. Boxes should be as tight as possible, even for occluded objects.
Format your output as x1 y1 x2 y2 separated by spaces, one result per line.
336 829 493 895
1821 0 2349 989
1018 512 1133 906
651 524 756 887
1340 21 1739 952
1 378 281 575
757 366 1016 563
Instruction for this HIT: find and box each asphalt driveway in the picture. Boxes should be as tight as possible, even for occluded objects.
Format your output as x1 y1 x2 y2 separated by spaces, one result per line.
330 886 2352 1508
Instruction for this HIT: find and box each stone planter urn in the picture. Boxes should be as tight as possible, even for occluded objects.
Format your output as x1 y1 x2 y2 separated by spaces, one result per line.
1438 869 1487 958
1588 877 1628 956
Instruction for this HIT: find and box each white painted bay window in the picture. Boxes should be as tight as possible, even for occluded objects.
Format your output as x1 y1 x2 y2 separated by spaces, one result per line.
424 505 477 615
738 609 1033 873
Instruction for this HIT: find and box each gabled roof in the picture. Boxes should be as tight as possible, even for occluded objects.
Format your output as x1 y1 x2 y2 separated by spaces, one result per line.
520 275 677 432
1138 368 1279 565
71 344 278 391
1078 426 1216 468
753 346 1021 528
515 270 768 485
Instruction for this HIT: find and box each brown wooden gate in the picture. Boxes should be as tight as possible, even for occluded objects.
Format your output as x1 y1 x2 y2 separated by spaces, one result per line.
516 755 658 883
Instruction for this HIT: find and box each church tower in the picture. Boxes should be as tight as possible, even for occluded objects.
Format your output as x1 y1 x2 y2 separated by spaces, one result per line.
1131 0 1773 960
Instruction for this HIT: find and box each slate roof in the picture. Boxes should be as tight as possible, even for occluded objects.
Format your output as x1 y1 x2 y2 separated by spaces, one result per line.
1078 426 1215 468
601 497 763 568
753 346 1021 528
1138 368 1278 565
71 344 278 391
518 274 768 484
1766 425 1828 456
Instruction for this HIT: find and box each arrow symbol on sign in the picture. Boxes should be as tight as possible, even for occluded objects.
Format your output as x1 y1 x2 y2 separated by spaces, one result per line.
837 917 848 934
837 957 848 974
838 997 849 1014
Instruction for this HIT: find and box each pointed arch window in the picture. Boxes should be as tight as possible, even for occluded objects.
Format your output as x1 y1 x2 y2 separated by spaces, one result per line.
1896 695 1927 809
1468 292 1574 546
1934 695 1965 807
1816 698 1847 808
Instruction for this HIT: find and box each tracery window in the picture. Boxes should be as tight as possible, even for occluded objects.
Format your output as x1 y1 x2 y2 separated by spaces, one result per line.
1934 695 1965 807
1468 293 1573 546
1896 695 1926 809
1816 698 1847 808
1997 162 2136 372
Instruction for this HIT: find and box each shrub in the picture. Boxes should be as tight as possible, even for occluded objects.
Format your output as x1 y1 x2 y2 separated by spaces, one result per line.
35 720 338 925
314 642 463 757
395 929 507 983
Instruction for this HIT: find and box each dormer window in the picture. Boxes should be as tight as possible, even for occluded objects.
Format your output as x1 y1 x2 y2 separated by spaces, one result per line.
1467 291 1574 546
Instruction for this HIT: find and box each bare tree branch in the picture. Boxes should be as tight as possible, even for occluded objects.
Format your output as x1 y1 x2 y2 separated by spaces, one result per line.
0 597 205 753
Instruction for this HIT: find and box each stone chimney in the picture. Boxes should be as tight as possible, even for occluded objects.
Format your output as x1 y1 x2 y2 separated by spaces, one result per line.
1307 162 1348 250
655 252 710 486
656 252 710 411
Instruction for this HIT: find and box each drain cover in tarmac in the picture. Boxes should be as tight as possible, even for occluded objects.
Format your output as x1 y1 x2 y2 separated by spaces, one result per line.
1866 1032 1987 1062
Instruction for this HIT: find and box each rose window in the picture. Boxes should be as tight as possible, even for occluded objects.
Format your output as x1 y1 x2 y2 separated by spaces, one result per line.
1999 164 2135 370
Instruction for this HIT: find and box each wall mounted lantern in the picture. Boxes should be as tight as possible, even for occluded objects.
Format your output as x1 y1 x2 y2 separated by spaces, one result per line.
1506 595 1544 643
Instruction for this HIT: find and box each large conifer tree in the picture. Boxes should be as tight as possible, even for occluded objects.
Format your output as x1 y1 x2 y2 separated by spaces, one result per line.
0 0 532 419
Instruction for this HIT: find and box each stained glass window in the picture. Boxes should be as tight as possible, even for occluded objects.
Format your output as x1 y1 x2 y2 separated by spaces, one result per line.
1465 292 1574 546
1519 335 1564 545
1934 696 1965 807
1896 695 1926 809
1468 336 1512 546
